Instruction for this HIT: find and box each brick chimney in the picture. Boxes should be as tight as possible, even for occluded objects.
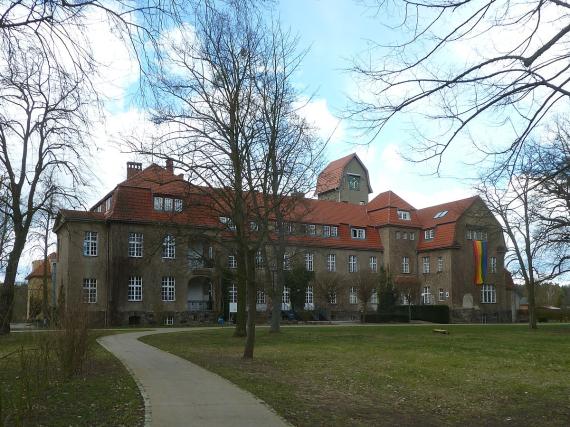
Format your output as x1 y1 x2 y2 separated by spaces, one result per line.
166 158 174 174
127 162 142 179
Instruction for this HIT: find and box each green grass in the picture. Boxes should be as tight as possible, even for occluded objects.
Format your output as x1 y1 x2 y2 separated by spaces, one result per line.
141 324 570 426
0 331 144 426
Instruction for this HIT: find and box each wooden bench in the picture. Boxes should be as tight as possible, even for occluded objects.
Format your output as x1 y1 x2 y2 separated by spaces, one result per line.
432 328 449 335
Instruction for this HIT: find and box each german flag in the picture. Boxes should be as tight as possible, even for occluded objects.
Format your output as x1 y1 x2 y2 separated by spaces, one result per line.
473 240 487 285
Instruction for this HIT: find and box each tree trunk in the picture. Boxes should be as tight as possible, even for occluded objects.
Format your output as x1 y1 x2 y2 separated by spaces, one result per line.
234 248 247 337
527 278 537 329
0 234 26 334
270 269 284 333
243 250 256 359
41 215 50 323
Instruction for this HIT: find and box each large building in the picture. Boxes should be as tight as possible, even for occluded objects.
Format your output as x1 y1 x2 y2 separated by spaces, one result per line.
54 154 510 326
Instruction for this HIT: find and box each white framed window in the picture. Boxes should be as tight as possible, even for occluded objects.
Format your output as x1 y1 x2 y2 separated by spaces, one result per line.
410 232 415 240
421 286 432 304
438 288 445 301
433 210 448 219
351 228 366 239
481 284 496 304
256 289 266 304
83 231 98 256
228 255 237 269
306 224 316 235
282 286 290 304
128 232 143 257
164 315 174 326
229 283 238 303
490 256 497 273
402 232 408 240
370 256 378 272
397 210 411 220
174 199 183 212
305 286 314 305
164 197 173 211
422 256 430 274
305 253 314 272
153 196 163 211
328 291 337 305
327 254 336 272
349 287 358 304
283 252 291 270
401 256 410 274
128 276 143 301
220 216 236 231
437 257 443 272
396 231 401 239
330 226 338 237
162 235 175 259
348 174 360 190
255 251 264 269
348 255 358 273
161 276 176 301
82 278 97 303
370 289 378 304
467 229 488 241
424 229 435 240
250 221 259 231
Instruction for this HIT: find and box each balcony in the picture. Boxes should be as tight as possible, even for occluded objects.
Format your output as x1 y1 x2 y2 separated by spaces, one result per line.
187 300 213 312
189 257 215 271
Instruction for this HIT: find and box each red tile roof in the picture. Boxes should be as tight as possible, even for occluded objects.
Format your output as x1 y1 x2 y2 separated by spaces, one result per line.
26 253 57 280
315 153 372 194
368 191 416 212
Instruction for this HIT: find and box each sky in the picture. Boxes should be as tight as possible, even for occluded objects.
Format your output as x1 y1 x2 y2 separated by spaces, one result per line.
89 0 477 214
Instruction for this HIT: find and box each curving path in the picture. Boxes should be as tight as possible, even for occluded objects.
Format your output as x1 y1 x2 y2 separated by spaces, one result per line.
98 328 289 427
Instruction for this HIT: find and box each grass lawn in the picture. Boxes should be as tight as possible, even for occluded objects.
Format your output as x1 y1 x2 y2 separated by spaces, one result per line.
0 331 144 426
141 324 570 426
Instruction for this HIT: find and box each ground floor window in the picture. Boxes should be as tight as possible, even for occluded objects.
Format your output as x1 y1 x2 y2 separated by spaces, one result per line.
282 286 290 304
438 288 445 301
164 315 174 326
82 278 97 303
305 286 314 305
256 289 266 304
328 291 337 305
370 288 378 304
481 284 496 304
161 276 175 301
229 283 238 303
421 286 432 305
128 276 143 301
349 287 358 304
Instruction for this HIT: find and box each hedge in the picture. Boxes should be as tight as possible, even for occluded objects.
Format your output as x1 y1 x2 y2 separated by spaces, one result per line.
369 305 450 324
364 313 410 323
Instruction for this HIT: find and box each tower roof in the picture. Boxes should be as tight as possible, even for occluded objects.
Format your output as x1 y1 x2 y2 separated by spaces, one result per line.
316 153 373 195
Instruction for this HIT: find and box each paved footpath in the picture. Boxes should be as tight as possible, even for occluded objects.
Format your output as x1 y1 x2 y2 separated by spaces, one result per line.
98 328 289 427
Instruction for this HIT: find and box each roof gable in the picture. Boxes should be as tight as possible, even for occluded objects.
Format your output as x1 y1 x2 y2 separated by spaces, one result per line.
316 153 372 194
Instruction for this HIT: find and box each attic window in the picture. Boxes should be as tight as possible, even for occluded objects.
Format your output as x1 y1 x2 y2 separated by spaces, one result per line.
424 229 435 240
154 196 183 212
351 228 366 239
433 210 448 219
397 210 411 220
347 174 360 191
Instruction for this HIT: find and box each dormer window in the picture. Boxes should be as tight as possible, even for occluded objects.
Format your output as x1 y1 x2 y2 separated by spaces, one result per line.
397 210 411 220
154 196 163 211
220 216 236 231
306 224 316 235
351 228 366 239
154 196 183 212
424 229 435 240
433 210 448 219
347 174 360 191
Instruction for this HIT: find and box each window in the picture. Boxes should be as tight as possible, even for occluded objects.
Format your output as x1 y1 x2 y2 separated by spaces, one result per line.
255 251 264 269
256 289 266 304
370 289 378 304
306 224 316 235
162 235 175 259
330 226 338 237
305 253 314 272
128 233 143 257
305 286 314 305
220 216 236 231
396 231 401 239
467 229 488 241
174 199 183 212
349 287 358 304
161 277 176 301
229 283 238 303
351 228 366 239
327 254 336 272
164 197 173 211
481 284 496 304
401 256 410 273
83 232 98 256
153 196 163 211
228 255 237 269
283 252 291 270
490 256 497 273
348 174 360 190
398 210 411 220
164 316 174 326
349 255 358 273
410 232 415 241
250 221 259 231
402 232 408 240
433 210 448 219
437 257 443 272
424 229 435 240
370 256 378 272
323 225 330 237
421 286 432 304
328 291 337 305
82 278 97 303
282 286 290 304
128 276 143 301
438 288 445 301
422 256 430 274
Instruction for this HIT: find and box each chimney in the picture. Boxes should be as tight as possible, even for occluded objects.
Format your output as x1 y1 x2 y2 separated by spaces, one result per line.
166 158 174 174
127 162 142 179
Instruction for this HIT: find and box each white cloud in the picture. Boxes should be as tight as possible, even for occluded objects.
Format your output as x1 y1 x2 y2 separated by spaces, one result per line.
296 97 344 144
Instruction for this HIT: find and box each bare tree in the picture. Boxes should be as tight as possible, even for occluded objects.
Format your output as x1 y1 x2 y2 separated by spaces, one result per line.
350 269 378 322
350 0 570 172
